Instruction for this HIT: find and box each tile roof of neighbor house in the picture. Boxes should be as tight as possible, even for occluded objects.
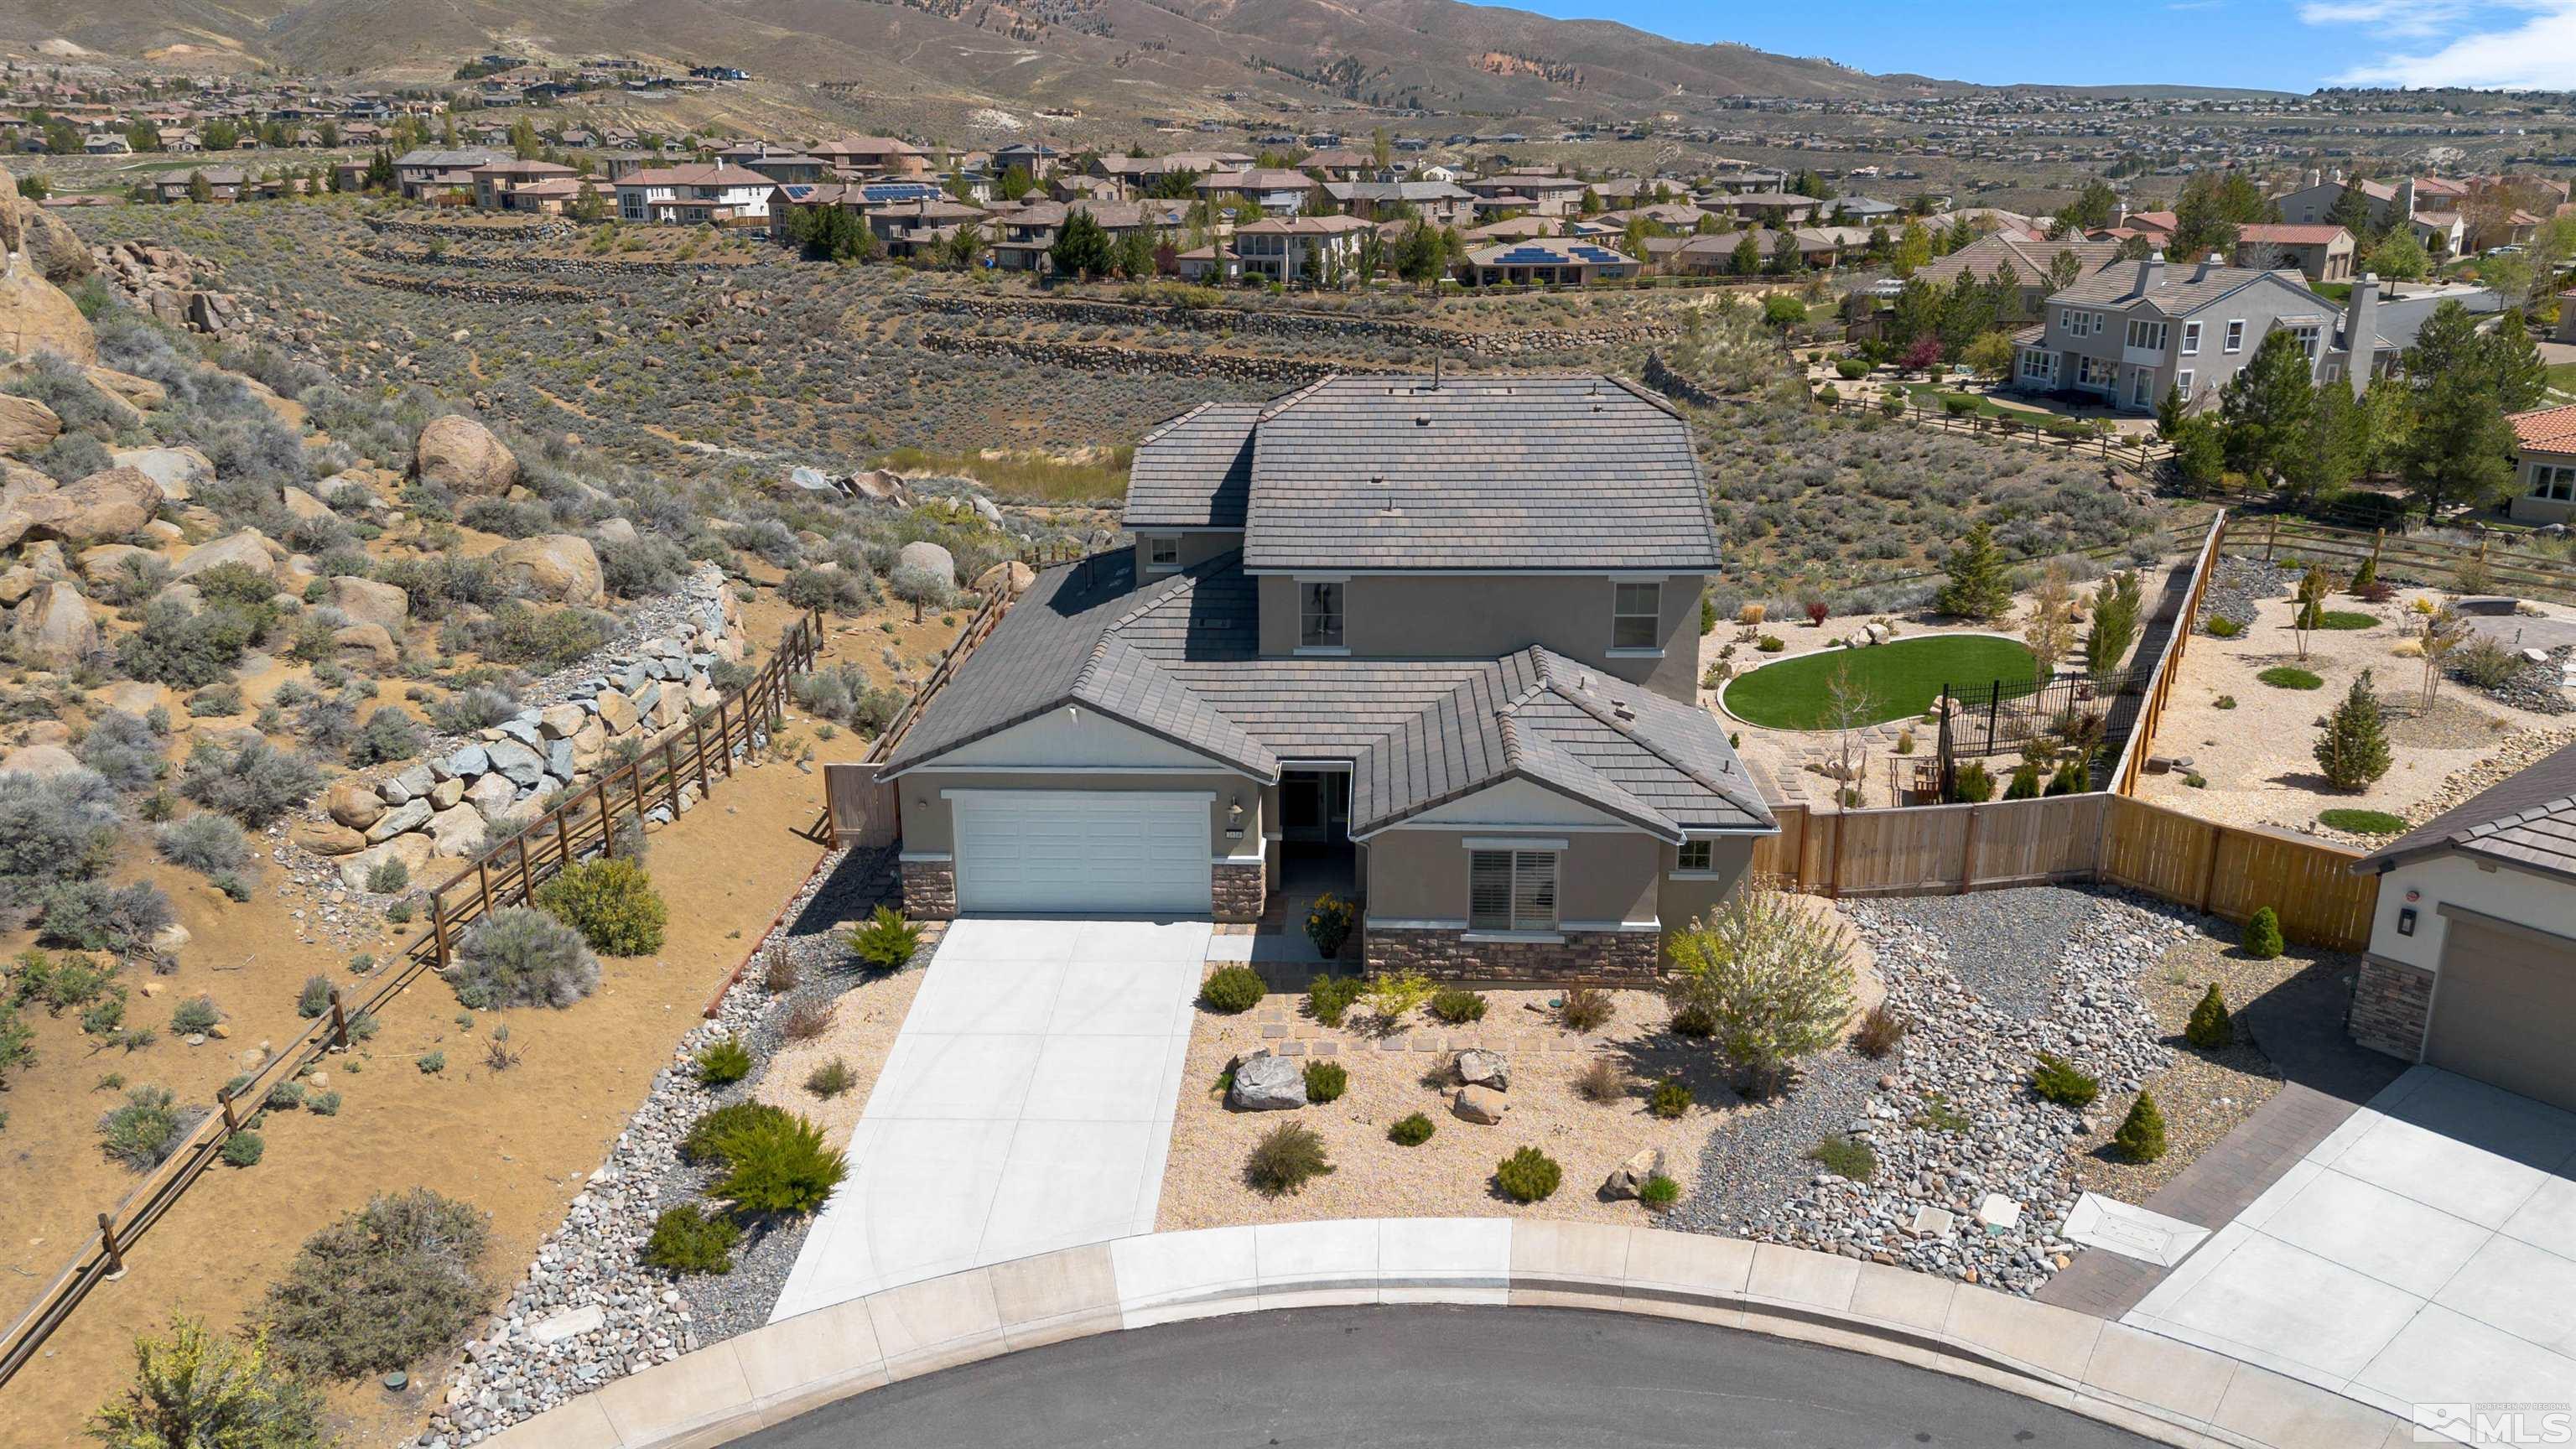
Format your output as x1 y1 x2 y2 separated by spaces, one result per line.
2356 739 2576 881
2236 223 2352 245
1239 374 1717 573
616 164 778 188
2049 257 2331 317
1124 403 1260 529
1462 239 1640 267
880 549 1771 839
1911 232 2121 288
2510 403 2576 453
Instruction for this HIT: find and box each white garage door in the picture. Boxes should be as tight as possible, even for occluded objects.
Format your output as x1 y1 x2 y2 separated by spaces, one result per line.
951 790 1213 916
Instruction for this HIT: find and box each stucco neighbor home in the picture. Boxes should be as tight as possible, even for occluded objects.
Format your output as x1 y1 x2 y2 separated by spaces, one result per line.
877 374 1776 981
2507 403 2576 526
2348 741 2576 1109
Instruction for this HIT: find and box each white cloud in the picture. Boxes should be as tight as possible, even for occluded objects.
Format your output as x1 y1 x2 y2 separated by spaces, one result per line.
2298 0 2486 38
2327 0 2576 86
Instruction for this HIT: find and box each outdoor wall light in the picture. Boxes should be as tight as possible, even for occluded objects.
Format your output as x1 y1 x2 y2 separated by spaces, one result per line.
2397 906 2418 937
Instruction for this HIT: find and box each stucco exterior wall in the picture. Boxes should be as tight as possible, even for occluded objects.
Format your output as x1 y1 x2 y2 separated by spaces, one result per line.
1363 828 1663 927
1135 529 1245 573
1655 837 1758 945
1253 572 1706 699
2509 452 2576 526
2364 853 2576 973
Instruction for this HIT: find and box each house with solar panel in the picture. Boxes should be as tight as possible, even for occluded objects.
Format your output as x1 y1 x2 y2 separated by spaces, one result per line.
1458 238 1643 287
867 373 1772 980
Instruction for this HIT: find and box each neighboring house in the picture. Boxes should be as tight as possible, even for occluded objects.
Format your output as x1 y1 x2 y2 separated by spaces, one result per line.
392 147 506 200
876 374 1773 980
468 158 576 211
2349 740 2576 1110
865 196 988 257
2274 176 2465 256
2231 223 2356 283
1463 172 1588 216
1301 148 1374 181
1323 180 1476 226
1647 226 1836 274
1461 238 1642 285
810 136 931 179
1708 192 1823 226
2506 404 2576 525
1909 233 2121 319
992 141 1066 180
1197 167 1320 216
713 143 828 184
986 199 1187 273
1233 215 1374 283
151 168 247 202
2011 257 2483 413
614 164 778 226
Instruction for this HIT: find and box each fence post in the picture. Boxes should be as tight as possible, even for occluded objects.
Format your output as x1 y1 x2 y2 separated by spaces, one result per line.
516 833 534 904
218 1085 239 1133
715 697 735 777
691 714 712 797
599 778 617 859
663 739 684 816
97 1213 125 1280
2264 517 2277 564
429 887 449 969
1957 805 1980 895
328 986 347 1051
556 807 573 869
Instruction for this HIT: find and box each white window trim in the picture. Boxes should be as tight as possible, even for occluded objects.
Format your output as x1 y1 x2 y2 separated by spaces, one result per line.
2176 369 2194 395
2180 320 2201 356
2223 319 2246 354
1144 535 1180 573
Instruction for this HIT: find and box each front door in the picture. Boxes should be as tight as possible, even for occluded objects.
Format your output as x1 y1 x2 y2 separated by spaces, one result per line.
1280 770 1350 844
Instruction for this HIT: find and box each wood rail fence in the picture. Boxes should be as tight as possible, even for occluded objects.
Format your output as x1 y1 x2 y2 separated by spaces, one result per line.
1818 393 2174 470
0 606 831 1390
2109 511 2228 796
2221 516 2576 606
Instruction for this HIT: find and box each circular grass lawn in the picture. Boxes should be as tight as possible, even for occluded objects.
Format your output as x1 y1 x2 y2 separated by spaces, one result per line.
1723 634 2042 730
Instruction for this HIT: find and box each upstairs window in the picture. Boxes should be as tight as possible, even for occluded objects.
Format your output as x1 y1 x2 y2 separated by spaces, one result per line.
1299 581 1344 649
2125 319 2168 351
2180 320 2201 356
1469 850 1558 932
1145 536 1179 571
2223 319 2246 353
1613 582 1661 651
1677 839 1713 872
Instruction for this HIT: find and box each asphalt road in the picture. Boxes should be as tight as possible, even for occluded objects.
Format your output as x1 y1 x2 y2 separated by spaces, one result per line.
737 1304 2157 1448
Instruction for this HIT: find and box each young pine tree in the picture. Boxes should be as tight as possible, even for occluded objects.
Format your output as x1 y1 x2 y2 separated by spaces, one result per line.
2242 906 2285 960
1936 522 2013 622
2314 668 2392 792
2185 984 2235 1050
2114 1091 2168 1162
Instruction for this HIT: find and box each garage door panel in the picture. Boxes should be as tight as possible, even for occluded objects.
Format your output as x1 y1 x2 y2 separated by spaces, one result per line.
953 791 1212 916
2428 920 2576 1114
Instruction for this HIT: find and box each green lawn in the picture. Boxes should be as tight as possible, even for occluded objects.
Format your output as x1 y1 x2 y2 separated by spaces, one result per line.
1724 635 2041 730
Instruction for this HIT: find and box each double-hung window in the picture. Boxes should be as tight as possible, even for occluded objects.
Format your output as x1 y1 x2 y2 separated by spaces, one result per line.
2180 320 2201 356
2223 319 2246 353
1298 580 1345 649
1612 581 1661 651
1468 849 1558 933
1145 536 1179 571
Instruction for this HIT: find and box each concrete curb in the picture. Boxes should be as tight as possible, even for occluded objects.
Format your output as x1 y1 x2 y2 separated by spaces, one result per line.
479 1218 2413 1449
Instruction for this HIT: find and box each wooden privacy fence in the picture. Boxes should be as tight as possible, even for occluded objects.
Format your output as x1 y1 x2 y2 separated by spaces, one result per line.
2224 516 2576 605
0 605 831 1391
2109 511 2228 796
1749 792 2377 951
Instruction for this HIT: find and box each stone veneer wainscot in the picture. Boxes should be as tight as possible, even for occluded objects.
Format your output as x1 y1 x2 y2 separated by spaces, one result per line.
899 858 957 919
1365 926 1660 984
2348 953 2433 1059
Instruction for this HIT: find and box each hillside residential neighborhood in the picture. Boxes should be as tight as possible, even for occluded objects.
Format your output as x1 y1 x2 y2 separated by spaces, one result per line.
10 17 2576 1449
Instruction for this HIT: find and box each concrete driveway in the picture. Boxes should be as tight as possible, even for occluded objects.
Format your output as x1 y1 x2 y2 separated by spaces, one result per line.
2127 1067 2576 1437
768 917 1210 1322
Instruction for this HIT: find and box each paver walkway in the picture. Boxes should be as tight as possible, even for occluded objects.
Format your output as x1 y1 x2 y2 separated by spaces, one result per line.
768 916 1210 1322
2124 1067 2576 1436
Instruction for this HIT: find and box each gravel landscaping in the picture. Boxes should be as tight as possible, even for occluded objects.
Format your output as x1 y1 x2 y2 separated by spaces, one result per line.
1686 886 2187 1296
415 847 909 1448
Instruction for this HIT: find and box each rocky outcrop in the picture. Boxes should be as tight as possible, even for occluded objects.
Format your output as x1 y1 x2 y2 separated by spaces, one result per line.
0 395 60 455
0 466 164 549
0 257 96 364
414 414 519 497
108 446 210 501
10 580 97 667
489 533 604 606
329 575 410 631
170 529 279 580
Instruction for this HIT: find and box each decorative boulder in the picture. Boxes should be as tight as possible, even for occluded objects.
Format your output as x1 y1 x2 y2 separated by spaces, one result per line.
325 779 387 831
1602 1147 1665 1200
363 797 431 844
1227 1052 1306 1111
486 739 547 788
425 803 485 857
332 623 397 670
591 517 638 546
895 539 957 589
1456 1049 1509 1091
1452 1085 1508 1124
464 771 520 823
10 580 98 667
975 560 1037 597
336 832 435 891
292 821 366 857
328 575 409 632
0 741 81 776
488 534 604 606
593 689 639 735
413 414 518 497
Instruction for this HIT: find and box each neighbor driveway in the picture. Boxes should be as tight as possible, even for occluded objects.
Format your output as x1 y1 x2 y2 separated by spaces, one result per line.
768 917 1210 1322
2126 1067 2576 1434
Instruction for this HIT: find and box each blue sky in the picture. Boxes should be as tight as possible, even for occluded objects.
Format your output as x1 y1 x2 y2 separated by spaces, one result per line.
1503 0 2576 91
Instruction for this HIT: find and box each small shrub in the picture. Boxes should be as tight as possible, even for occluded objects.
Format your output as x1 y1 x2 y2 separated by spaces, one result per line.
1387 1111 1436 1145
346 708 425 766
1246 1119 1333 1195
2206 615 2244 638
1669 1002 1716 1038
364 856 409 894
90 1317 327 1449
2257 666 2324 690
1363 969 1434 1021
2030 1051 2099 1108
169 994 221 1036
1639 1173 1681 1208
1948 761 1997 802
296 974 332 1019
265 1081 304 1111
1306 973 1363 1027
416 1051 445 1075
694 1036 753 1086
843 904 922 969
1649 1076 1693 1119
760 951 799 994
449 907 599 1009
1199 964 1265 1014
781 997 835 1042
2214 693 2238 709
2243 906 2285 959
307 1090 341 1116
532 858 667 956
1303 891 1355 958
2186 984 2236 1049
708 1110 845 1216
1556 985 1614 1032
1910 1093 1972 1132
1756 634 1785 652
259 1188 490 1379
179 738 321 827
1428 987 1488 1025
40 880 175 955
98 1084 200 1170
2316 610 2376 631
1807 1135 1877 1180
1853 1004 1908 1058
804 1057 856 1099
2114 1090 2169 1162
1301 1059 1347 1103
1493 1145 1562 1202
1574 1057 1628 1104
680 1101 791 1165
643 1204 742 1275
220 1129 265 1168
155 812 251 878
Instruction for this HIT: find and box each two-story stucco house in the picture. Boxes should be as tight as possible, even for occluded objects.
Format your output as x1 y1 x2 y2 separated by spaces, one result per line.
1231 215 1375 284
614 164 778 226
876 374 1774 981
2011 257 2482 413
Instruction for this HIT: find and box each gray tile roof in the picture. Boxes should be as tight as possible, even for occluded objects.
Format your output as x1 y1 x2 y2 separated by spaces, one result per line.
886 550 1771 839
2357 740 2576 882
1124 403 1259 530
2049 259 2329 319
1239 374 1721 573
